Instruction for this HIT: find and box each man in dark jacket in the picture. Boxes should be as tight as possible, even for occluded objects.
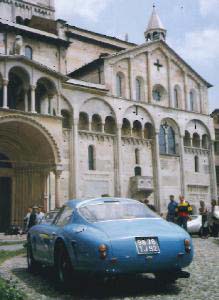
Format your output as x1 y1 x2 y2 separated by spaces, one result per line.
28 206 38 229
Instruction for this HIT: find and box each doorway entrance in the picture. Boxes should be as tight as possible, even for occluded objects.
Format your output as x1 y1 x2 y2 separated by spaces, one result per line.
0 177 12 232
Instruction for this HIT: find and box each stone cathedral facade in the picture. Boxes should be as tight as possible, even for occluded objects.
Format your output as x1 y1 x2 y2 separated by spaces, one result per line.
0 0 217 230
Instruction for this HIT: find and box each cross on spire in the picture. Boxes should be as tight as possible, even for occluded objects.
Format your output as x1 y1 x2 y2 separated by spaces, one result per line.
154 59 163 71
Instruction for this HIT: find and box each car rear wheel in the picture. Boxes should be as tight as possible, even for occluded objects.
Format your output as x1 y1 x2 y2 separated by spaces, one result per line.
27 240 39 273
56 244 73 288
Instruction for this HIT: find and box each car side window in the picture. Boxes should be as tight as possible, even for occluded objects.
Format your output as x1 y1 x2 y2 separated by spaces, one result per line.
55 206 73 227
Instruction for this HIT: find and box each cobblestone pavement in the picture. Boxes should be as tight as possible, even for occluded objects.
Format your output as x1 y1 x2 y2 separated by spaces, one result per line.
0 237 218 300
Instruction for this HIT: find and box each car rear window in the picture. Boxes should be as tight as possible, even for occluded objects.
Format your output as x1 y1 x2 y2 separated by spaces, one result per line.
79 201 158 222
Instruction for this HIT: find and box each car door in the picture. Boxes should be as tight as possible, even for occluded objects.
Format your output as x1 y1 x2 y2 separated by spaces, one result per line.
45 205 74 265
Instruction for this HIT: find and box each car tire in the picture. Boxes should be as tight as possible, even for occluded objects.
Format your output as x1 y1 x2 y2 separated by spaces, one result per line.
27 239 40 273
55 243 73 289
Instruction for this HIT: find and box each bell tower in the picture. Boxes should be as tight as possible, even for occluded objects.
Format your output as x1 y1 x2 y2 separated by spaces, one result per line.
144 5 166 42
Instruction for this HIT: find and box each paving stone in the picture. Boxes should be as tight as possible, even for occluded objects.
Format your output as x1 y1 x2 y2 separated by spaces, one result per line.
0 237 218 300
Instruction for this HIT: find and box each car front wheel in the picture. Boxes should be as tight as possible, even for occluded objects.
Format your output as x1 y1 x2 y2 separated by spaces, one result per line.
27 240 39 273
56 244 73 288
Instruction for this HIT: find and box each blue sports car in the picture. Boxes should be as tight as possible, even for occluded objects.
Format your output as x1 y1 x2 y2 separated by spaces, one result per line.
27 198 193 286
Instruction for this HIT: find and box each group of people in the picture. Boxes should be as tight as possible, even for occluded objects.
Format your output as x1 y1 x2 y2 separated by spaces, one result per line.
23 205 45 232
166 195 219 238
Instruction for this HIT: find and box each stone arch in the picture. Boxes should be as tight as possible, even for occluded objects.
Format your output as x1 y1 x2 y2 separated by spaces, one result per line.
91 114 102 132
79 112 89 131
0 115 61 164
8 66 31 111
104 116 116 134
184 130 191 147
185 119 212 140
122 104 155 129
0 115 62 229
133 120 142 138
144 122 154 139
122 118 131 136
159 118 181 155
79 97 117 124
192 133 201 148
35 77 57 115
61 109 72 129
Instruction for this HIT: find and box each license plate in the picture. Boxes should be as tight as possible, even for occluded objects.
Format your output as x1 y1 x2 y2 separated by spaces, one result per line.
135 237 160 255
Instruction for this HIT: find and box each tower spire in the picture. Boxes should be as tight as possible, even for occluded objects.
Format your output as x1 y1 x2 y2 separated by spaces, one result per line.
144 5 166 42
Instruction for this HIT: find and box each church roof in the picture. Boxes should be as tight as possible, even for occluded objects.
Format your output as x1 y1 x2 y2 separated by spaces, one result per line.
146 5 165 31
104 40 212 88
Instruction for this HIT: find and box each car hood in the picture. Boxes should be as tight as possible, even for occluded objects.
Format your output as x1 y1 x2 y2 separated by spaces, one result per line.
93 218 186 240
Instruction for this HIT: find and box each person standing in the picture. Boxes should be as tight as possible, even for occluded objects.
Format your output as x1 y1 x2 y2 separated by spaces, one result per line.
199 200 208 238
175 196 193 231
210 199 219 237
166 195 178 223
36 205 45 224
28 206 38 230
23 207 32 233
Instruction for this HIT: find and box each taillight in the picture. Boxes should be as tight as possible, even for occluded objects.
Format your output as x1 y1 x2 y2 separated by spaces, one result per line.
98 244 107 259
184 239 191 253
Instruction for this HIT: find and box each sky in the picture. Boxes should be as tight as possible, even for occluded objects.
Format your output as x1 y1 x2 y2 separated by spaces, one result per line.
55 0 219 112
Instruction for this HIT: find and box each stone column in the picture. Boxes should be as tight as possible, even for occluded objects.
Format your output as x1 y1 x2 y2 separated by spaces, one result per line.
209 141 218 199
31 85 36 113
153 132 162 213
146 52 152 103
101 123 105 133
55 170 62 208
48 95 53 115
198 85 203 114
73 119 79 198
167 57 173 108
115 124 122 196
3 79 9 109
183 72 188 111
179 135 186 197
57 92 61 116
128 56 135 100
24 89 29 112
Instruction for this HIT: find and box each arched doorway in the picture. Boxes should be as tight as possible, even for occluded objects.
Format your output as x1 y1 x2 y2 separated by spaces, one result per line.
0 117 61 231
0 154 12 232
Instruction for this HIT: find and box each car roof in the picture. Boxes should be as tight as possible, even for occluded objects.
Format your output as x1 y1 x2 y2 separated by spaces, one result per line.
65 197 140 209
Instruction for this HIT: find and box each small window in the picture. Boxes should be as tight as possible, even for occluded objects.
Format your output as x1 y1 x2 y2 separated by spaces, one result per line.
159 125 166 154
195 156 199 173
135 166 142 176
25 46 33 60
136 78 143 101
116 73 125 97
135 149 140 165
190 90 196 112
61 110 71 129
174 87 179 108
88 145 95 170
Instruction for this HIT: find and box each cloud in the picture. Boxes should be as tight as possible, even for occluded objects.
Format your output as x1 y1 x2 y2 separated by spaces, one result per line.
199 0 219 16
55 0 112 22
173 29 219 64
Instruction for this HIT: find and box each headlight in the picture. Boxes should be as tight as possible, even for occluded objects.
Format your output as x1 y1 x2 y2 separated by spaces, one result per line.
184 239 191 253
98 244 107 259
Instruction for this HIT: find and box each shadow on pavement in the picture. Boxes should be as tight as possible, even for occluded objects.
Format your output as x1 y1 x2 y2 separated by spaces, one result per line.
12 265 182 299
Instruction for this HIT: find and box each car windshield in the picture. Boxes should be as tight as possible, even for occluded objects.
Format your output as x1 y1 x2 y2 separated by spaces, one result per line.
79 201 159 222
